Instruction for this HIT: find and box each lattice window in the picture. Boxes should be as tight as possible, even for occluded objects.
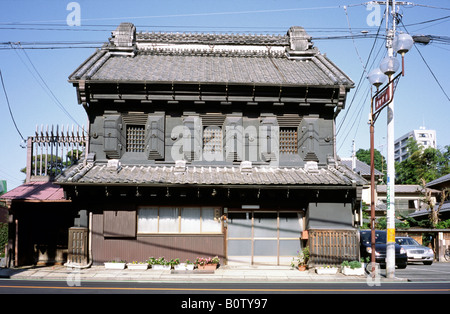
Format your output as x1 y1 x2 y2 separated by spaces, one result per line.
126 125 145 152
279 127 298 154
203 126 223 154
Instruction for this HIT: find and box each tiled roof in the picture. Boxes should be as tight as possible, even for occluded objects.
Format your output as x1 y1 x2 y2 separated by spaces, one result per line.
426 173 450 188
69 24 353 88
409 201 450 218
340 158 383 177
56 162 366 187
0 181 66 202
376 184 440 194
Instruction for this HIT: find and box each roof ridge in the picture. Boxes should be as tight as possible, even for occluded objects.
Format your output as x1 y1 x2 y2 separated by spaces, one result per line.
137 47 285 58
136 31 289 46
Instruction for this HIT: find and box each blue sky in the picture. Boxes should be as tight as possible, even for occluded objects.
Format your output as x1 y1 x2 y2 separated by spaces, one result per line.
0 0 449 190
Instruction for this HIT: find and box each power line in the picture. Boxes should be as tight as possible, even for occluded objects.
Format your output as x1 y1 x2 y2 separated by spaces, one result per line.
0 5 344 25
336 11 386 138
8 43 83 127
0 69 25 142
399 20 450 102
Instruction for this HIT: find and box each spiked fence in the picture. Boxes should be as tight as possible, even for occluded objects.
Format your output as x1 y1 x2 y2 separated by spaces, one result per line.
26 125 88 182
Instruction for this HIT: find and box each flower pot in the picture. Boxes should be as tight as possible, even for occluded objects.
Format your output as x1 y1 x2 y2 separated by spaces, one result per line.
297 265 307 271
151 264 171 270
174 263 187 271
315 267 338 275
104 262 126 270
197 264 217 270
342 266 365 276
186 264 195 271
126 263 148 270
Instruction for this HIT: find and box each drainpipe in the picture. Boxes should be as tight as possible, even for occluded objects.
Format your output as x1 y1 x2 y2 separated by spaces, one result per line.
14 219 18 267
333 103 342 164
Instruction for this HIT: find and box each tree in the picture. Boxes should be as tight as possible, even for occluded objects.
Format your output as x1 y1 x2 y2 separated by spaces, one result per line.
21 149 82 179
356 148 387 182
420 178 448 228
395 139 450 185
356 148 386 172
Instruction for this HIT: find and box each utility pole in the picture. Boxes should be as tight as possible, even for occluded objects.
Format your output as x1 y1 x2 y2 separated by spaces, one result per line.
385 0 397 280
367 0 413 280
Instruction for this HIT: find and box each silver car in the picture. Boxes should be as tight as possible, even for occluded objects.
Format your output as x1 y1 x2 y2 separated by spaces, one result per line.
395 237 434 265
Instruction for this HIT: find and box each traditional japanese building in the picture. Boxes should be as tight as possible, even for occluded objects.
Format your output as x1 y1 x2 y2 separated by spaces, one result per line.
3 23 366 267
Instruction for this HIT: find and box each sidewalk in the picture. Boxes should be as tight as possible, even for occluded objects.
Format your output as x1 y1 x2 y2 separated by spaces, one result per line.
0 265 403 283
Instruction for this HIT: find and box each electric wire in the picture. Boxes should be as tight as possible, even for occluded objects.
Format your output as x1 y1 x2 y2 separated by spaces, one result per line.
8 43 83 129
0 69 25 141
336 11 386 139
399 20 450 102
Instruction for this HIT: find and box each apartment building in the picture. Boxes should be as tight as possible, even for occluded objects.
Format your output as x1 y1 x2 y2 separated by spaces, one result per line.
394 127 436 162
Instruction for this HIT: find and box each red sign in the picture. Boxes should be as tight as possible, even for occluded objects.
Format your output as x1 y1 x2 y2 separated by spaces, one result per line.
374 83 392 114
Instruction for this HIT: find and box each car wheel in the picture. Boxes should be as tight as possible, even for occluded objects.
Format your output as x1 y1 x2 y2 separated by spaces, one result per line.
423 261 433 265
397 263 407 269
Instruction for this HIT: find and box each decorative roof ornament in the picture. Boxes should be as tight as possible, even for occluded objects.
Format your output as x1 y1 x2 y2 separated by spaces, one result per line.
109 22 137 56
286 26 316 60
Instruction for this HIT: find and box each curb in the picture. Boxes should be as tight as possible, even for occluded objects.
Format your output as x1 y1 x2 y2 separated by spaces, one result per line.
0 266 406 283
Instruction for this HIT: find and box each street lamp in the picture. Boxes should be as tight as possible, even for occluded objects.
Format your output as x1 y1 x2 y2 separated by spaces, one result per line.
380 56 400 77
368 68 388 88
367 29 413 279
394 32 414 76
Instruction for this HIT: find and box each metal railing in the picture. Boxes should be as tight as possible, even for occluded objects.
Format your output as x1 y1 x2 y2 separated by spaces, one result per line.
26 125 88 182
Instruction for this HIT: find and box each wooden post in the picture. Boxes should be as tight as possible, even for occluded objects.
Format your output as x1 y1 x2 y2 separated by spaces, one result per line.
25 137 33 183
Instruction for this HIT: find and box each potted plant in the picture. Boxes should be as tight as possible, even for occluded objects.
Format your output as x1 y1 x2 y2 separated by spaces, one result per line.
174 258 188 270
147 257 171 270
195 256 220 270
126 261 148 270
152 256 172 270
104 260 126 269
315 265 339 275
290 246 309 271
185 259 195 271
341 260 364 276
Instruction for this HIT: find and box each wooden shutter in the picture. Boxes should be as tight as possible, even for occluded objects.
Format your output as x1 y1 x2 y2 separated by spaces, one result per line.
299 116 319 162
260 116 279 162
223 115 243 162
145 113 165 160
104 115 123 159
182 116 202 161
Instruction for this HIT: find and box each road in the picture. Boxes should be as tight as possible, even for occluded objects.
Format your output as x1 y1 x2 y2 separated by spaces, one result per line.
394 262 450 281
0 262 448 311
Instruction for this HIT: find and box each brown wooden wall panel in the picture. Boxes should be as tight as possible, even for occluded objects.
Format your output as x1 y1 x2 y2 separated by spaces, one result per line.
103 210 136 238
92 213 224 264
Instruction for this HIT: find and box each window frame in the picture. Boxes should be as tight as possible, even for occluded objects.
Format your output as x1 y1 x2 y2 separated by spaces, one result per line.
137 206 223 235
126 124 146 153
279 127 298 154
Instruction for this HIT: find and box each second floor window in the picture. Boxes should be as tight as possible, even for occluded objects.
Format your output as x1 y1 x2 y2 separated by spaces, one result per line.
279 127 298 154
126 124 146 152
203 126 223 155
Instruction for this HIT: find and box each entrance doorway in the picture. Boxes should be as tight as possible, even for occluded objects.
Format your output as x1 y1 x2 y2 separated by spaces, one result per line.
227 210 304 265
